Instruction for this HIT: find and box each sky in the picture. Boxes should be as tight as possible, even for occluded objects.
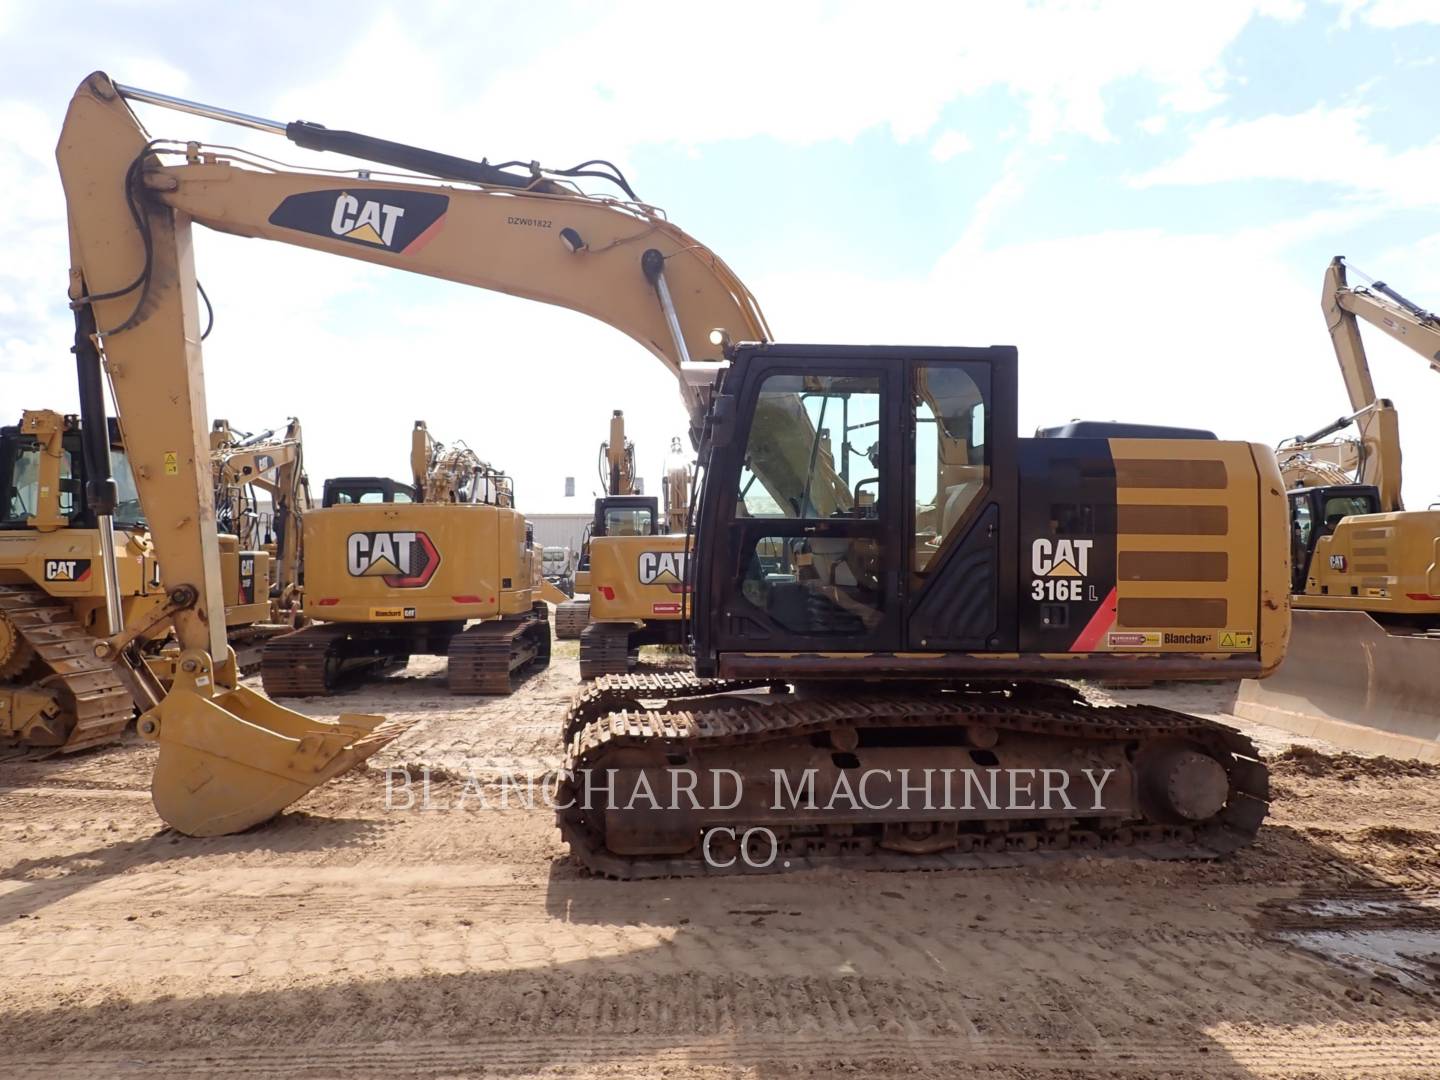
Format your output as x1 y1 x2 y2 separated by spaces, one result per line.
2 0 1439 512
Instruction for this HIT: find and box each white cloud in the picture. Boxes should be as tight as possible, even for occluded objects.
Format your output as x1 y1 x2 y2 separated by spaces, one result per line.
930 130 973 162
1132 104 1440 208
258 0 1294 162
1331 0 1440 28
1139 114 1169 134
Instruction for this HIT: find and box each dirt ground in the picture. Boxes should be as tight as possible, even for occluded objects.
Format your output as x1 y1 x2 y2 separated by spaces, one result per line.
3 634 1440 1078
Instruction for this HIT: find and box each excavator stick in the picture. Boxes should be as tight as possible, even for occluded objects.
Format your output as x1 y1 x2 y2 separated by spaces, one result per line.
140 649 410 835
1234 609 1440 762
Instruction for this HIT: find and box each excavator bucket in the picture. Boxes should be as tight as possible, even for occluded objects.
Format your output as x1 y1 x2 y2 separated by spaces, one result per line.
1234 609 1440 762
138 650 411 836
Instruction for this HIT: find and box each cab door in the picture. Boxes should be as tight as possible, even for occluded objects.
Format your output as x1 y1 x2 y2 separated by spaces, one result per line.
901 350 1019 652
701 347 902 656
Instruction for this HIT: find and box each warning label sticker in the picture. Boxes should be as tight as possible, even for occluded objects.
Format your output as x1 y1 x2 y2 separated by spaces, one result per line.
1219 631 1254 649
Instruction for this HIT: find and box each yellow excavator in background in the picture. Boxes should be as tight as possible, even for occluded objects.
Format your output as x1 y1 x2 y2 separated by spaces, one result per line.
556 409 638 638
208 417 310 666
260 421 549 696
576 429 696 677
1238 256 1440 760
554 410 697 678
56 73 1285 871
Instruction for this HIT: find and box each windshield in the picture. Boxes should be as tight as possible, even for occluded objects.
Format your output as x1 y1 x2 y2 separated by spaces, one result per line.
604 506 653 536
112 446 145 527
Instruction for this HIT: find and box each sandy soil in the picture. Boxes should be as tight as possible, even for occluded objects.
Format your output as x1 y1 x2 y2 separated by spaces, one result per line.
2 640 1439 1078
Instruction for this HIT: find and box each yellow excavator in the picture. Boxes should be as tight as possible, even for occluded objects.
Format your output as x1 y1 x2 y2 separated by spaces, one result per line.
555 410 641 639
260 421 550 695
1237 257 1440 759
553 410 696 678
204 417 310 668
56 73 1285 869
211 416 310 625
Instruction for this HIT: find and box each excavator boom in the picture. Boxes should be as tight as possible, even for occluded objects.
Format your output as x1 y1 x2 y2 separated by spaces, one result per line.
1239 257 1440 759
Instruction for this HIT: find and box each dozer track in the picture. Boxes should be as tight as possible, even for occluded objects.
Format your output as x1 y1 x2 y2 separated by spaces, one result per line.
0 584 134 753
554 599 590 640
558 677 1269 878
260 624 357 697
448 609 551 695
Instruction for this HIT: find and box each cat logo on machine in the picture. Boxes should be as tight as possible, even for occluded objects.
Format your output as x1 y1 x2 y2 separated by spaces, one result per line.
43 558 91 583
267 189 451 254
238 555 257 604
1030 537 1096 602
1329 554 1347 572
346 531 440 588
638 551 689 590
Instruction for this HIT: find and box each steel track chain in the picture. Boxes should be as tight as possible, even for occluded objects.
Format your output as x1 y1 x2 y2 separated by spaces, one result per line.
448 611 551 695
0 584 134 752
559 686 1269 879
259 623 351 697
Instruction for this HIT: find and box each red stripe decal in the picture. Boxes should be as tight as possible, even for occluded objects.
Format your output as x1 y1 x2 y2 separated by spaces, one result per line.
1069 587 1117 652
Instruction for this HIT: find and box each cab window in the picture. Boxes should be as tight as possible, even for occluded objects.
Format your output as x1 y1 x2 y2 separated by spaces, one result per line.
604 506 653 536
912 364 990 572
737 373 881 519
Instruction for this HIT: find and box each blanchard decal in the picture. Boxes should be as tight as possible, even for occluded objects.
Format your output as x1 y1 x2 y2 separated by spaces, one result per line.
637 550 689 589
1108 631 1160 648
347 531 440 588
43 558 91 583
1163 631 1213 646
1029 537 1097 603
238 555 257 604
370 606 418 620
268 189 450 254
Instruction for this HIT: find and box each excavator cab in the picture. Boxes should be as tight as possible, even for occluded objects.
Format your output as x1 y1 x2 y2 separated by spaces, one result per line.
695 344 1017 665
321 477 416 507
1287 484 1381 593
594 494 661 538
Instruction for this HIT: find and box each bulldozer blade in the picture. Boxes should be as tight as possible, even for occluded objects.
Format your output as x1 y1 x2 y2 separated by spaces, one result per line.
1234 609 1440 762
140 680 411 837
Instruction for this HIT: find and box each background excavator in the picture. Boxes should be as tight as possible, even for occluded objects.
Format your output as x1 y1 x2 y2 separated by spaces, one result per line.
204 417 310 669
260 420 550 696
211 416 310 622
1237 256 1440 760
555 410 646 639
554 410 697 678
56 73 1285 872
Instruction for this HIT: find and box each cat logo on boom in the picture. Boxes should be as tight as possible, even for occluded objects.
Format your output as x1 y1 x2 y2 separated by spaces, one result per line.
638 551 689 589
346 531 441 588
268 189 451 254
43 558 91 583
